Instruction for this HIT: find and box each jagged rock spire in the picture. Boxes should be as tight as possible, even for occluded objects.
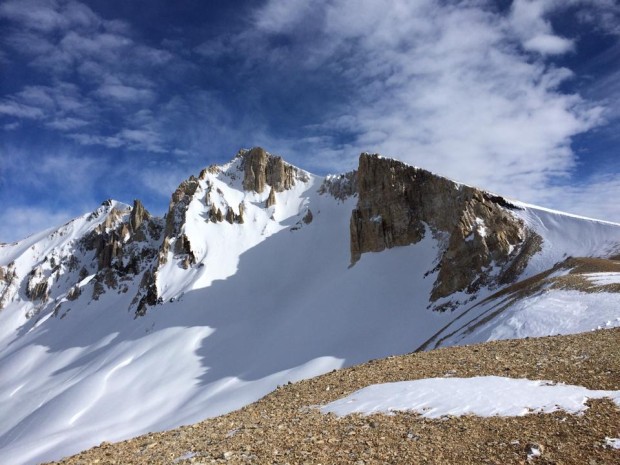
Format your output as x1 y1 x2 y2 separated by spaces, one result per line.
242 147 298 193
130 199 150 232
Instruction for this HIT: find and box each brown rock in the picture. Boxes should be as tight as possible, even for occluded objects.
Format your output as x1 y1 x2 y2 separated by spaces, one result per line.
0 263 17 310
318 171 358 201
266 187 277 208
303 209 313 225
238 202 245 224
130 200 150 233
92 280 105 301
67 285 81 301
225 207 236 224
25 267 49 301
242 147 299 193
242 147 269 193
350 153 541 303
131 269 160 317
95 231 122 271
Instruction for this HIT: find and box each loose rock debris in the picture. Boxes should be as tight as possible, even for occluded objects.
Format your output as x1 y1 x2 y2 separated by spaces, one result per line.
48 328 620 465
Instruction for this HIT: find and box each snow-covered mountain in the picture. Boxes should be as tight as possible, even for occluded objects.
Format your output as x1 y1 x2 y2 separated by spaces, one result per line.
1 148 619 465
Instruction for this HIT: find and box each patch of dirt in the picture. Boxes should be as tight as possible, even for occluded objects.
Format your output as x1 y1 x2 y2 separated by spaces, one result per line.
48 328 620 465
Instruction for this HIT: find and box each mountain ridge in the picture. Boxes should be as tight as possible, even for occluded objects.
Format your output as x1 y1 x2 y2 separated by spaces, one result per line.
1 148 620 465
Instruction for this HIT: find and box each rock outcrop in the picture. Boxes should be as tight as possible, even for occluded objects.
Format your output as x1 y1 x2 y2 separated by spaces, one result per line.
265 187 277 208
26 267 49 301
132 270 159 317
0 263 17 310
159 177 200 266
129 199 150 237
2 148 552 321
241 147 301 193
79 201 160 274
350 154 541 307
318 171 358 201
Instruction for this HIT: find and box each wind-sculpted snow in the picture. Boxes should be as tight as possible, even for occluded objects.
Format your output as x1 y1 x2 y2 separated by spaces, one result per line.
1 149 620 465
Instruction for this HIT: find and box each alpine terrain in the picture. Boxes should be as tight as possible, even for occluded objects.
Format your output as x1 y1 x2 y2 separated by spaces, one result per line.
1 148 619 465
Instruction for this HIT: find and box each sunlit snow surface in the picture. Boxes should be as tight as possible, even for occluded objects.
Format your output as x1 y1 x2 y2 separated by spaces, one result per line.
584 272 620 286
322 376 620 418
434 290 620 348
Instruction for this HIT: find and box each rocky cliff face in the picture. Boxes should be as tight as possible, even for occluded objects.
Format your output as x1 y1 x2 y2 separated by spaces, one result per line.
318 171 358 201
0 264 16 310
242 147 304 193
0 199 163 321
350 154 541 309
1 148 548 320
132 147 307 315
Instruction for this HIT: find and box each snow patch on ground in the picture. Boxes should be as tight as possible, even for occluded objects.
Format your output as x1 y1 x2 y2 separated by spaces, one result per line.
321 376 620 418
605 437 620 449
584 272 620 286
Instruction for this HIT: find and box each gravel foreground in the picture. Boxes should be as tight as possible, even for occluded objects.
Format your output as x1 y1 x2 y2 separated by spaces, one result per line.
48 328 620 465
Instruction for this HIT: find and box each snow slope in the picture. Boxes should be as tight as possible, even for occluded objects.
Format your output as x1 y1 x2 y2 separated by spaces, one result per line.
1 154 620 465
513 202 620 275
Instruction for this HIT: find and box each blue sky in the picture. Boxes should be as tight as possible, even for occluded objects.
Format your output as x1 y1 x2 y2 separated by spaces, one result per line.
0 0 619 242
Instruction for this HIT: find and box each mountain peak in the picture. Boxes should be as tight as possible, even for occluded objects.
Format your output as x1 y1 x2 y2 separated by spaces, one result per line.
350 153 542 310
237 146 306 194
2 148 620 465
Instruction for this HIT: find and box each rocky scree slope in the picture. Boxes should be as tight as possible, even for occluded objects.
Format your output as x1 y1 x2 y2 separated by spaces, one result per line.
48 328 620 465
1 148 620 465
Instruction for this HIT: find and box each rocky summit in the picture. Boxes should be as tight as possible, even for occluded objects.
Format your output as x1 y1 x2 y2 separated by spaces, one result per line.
1 148 620 465
351 154 542 309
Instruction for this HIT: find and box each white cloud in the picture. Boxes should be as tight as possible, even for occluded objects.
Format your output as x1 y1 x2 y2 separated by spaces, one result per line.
69 133 124 149
0 0 77 33
118 128 166 153
0 0 179 153
252 0 315 34
581 41 620 121
59 30 132 61
523 34 574 55
242 0 608 207
0 83 95 125
3 122 20 130
0 0 101 32
45 117 89 130
16 86 56 108
0 101 45 119
508 0 574 55
509 0 620 52
96 82 155 103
